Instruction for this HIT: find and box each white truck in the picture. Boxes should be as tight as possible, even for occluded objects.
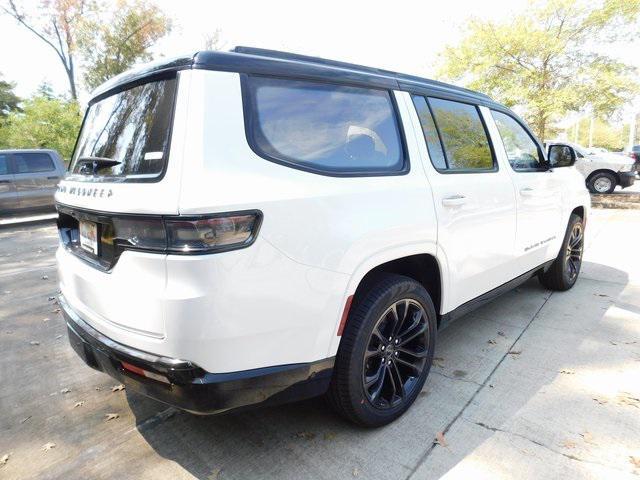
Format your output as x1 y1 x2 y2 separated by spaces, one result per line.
546 141 636 193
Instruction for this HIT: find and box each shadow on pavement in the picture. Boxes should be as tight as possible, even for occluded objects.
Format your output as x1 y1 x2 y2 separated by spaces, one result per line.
123 261 633 479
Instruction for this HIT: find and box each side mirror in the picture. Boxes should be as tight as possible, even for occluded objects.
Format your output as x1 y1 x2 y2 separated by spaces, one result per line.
548 144 576 168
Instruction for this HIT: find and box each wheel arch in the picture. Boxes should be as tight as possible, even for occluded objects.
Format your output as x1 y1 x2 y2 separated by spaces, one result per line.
585 168 619 185
329 249 446 358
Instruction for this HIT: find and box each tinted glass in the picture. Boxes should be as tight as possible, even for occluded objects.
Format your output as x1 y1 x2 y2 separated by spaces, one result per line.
70 78 177 180
0 154 8 175
246 76 404 173
411 95 446 170
429 98 494 170
14 153 55 173
491 111 543 170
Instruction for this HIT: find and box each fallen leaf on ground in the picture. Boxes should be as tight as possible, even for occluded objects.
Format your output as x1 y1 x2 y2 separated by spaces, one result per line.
29 341 40 346
508 350 522 355
497 331 505 337
52 308 60 314
617 393 640 409
562 440 577 449
624 341 637 345
43 317 50 322
111 384 125 392
20 416 31 424
42 275 49 280
432 357 445 368
630 456 640 468
42 442 56 451
435 431 448 447
0 453 10 466
95 387 102 391
580 432 595 444
105 413 119 421
610 341 618 346
295 431 316 440
74 401 84 408
592 397 608 405
560 369 575 375
55 334 62 339
352 467 359 477
487 339 497 345
60 388 71 394
596 293 608 297
48 296 55 301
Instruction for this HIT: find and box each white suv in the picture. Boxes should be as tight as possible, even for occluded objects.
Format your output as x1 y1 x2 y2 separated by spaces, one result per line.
56 47 590 427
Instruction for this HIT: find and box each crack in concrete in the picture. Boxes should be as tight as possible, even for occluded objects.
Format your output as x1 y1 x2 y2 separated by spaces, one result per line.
471 419 637 476
406 292 554 480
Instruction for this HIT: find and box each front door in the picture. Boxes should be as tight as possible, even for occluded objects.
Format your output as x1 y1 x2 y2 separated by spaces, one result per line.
489 110 563 273
409 95 518 311
0 153 18 212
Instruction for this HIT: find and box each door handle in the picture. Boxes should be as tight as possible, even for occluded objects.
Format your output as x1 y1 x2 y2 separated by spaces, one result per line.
0 180 10 184
47 176 59 180
441 195 467 207
519 187 536 197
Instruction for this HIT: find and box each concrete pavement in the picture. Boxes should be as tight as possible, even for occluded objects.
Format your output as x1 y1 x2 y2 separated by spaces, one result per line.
0 208 639 479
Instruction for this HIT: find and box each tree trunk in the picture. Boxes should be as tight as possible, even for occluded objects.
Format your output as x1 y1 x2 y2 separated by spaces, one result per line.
66 54 77 101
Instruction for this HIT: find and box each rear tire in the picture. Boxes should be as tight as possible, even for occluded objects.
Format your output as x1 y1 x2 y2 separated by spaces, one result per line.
587 171 616 194
327 274 437 427
539 214 584 291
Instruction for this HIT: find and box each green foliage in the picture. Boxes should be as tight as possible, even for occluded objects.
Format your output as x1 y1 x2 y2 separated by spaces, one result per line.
0 73 21 118
438 0 640 140
0 94 81 162
79 0 171 91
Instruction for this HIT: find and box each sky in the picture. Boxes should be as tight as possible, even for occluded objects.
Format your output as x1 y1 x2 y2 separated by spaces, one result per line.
0 0 535 100
0 0 638 128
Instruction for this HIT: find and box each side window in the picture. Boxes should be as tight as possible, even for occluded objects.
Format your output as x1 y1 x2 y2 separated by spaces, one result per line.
14 153 55 174
411 95 446 170
244 76 405 174
491 111 544 171
0 154 9 175
428 98 494 171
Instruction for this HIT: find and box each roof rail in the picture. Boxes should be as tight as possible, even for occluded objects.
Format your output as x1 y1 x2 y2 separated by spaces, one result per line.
231 46 491 100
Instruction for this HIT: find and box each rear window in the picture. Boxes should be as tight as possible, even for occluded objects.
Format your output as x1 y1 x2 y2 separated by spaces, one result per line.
428 98 494 171
244 76 405 175
14 152 55 173
69 78 177 181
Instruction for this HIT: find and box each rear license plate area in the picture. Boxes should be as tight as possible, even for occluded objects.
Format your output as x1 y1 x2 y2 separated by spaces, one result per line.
79 220 99 255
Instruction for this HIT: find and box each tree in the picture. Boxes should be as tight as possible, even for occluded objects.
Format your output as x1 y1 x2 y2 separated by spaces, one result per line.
438 0 640 140
1 0 92 100
0 94 81 161
0 73 20 117
79 0 171 91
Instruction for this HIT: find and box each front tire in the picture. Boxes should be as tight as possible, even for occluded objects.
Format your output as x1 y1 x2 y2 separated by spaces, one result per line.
539 213 584 291
587 171 616 194
327 274 437 427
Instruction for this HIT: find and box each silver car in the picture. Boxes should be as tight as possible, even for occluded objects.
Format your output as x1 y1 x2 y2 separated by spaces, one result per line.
0 149 66 214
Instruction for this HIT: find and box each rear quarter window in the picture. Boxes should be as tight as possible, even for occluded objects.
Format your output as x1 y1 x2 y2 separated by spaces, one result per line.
0 154 9 175
243 76 406 175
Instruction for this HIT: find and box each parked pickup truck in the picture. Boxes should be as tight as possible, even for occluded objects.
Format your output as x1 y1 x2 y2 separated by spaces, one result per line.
0 149 66 214
546 141 635 194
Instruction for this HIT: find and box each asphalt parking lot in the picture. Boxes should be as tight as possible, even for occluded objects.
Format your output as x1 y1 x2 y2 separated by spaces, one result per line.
1 207 639 480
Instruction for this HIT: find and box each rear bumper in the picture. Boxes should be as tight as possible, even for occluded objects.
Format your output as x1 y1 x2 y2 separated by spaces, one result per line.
60 295 334 414
619 172 635 188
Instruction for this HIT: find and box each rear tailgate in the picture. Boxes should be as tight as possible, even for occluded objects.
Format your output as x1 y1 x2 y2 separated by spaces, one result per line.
55 73 190 339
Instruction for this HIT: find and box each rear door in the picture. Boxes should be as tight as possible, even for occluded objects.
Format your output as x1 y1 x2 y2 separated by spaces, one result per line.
0 153 18 212
409 95 518 311
13 152 59 209
488 111 563 273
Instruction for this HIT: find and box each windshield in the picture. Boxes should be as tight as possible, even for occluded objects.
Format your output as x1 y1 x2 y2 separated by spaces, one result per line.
70 77 177 181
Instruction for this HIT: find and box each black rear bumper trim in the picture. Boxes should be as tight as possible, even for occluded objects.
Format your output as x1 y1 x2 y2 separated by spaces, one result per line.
60 295 335 414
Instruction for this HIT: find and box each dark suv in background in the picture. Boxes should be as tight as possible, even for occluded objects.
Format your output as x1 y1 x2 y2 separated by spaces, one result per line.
0 149 66 215
631 145 640 174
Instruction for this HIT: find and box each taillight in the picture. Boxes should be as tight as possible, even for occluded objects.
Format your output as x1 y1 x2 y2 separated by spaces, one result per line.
165 213 260 253
110 211 262 255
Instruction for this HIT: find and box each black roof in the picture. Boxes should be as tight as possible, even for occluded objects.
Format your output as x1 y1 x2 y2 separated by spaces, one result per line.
91 46 498 108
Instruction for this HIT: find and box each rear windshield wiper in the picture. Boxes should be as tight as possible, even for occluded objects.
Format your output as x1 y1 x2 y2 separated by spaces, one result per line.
77 157 122 174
